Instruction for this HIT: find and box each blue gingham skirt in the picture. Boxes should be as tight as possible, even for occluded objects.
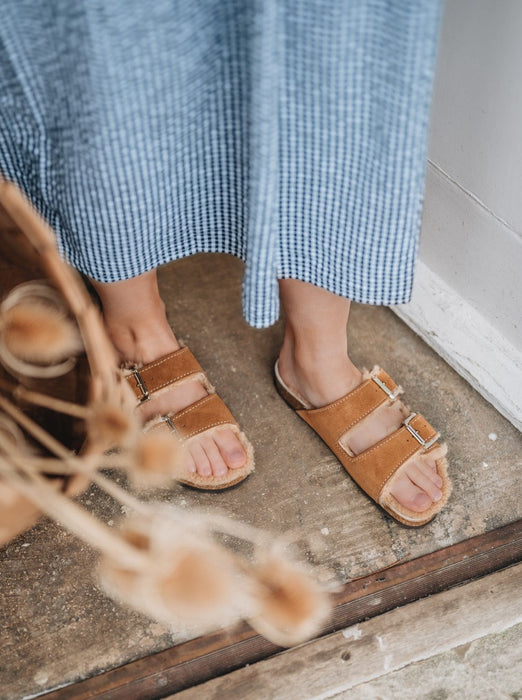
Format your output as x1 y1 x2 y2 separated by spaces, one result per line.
0 1 441 328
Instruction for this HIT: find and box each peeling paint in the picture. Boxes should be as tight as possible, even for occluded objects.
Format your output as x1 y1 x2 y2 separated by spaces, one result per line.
342 626 363 640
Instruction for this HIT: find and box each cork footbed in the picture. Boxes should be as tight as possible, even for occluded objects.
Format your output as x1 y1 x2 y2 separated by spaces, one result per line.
274 361 451 527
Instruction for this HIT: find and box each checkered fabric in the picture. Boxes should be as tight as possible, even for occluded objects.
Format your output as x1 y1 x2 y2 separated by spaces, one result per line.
0 1 441 328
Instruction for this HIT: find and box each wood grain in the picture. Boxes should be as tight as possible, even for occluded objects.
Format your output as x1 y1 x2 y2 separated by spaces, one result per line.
176 562 522 699
40 519 522 699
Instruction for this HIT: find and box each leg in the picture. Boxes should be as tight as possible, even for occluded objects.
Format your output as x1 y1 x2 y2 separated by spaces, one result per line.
91 270 247 478
277 279 443 513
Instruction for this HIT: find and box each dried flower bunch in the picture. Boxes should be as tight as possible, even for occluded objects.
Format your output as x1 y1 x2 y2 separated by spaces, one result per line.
0 178 331 646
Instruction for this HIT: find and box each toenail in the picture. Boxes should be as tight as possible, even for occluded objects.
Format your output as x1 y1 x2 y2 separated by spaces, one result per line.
228 450 245 465
432 489 442 502
414 493 431 508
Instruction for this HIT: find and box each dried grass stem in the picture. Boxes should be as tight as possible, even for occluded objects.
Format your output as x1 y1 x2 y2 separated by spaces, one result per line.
13 386 89 418
0 393 71 460
0 456 146 568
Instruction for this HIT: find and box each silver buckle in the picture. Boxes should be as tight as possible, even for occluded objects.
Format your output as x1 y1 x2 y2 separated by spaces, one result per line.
162 415 177 435
372 374 400 400
131 367 149 403
403 413 439 449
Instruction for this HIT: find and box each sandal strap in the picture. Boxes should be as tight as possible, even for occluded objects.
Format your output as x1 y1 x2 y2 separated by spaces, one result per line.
161 393 236 441
340 413 440 501
298 368 399 445
125 347 203 403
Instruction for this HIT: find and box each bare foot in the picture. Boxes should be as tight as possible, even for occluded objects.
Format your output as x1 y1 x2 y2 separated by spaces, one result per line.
90 271 247 480
277 349 442 513
105 318 247 479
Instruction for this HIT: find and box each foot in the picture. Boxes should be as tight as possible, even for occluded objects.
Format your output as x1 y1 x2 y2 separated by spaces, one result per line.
277 348 443 513
106 319 247 479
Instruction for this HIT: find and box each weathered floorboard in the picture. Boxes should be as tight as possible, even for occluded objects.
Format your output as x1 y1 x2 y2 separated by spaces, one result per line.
40 520 522 699
175 563 522 699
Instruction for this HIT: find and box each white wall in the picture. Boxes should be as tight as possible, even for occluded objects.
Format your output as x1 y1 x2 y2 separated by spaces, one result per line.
394 0 522 429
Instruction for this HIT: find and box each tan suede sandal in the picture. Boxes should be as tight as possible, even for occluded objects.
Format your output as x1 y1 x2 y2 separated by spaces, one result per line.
124 347 254 489
274 361 450 526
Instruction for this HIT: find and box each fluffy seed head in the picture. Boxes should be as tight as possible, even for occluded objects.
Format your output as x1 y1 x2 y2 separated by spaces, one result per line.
130 431 185 486
158 543 237 619
248 553 331 646
87 402 135 449
121 527 151 551
0 300 82 364
99 515 247 633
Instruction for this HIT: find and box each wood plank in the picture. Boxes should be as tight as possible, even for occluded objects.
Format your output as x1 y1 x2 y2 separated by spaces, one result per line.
40 519 522 699
326 622 522 699
175 562 522 699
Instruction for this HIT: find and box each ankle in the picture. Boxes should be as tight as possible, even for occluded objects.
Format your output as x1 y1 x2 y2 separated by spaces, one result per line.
104 313 180 365
278 342 362 407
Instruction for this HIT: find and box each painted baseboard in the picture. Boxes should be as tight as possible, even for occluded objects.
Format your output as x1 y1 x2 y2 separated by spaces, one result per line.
392 261 522 432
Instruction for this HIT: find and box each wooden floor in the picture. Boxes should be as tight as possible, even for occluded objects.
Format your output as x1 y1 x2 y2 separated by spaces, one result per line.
173 563 522 700
40 522 522 699
1 212 521 699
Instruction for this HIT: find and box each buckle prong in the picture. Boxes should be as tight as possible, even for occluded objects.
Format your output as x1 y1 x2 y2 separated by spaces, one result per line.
163 415 178 434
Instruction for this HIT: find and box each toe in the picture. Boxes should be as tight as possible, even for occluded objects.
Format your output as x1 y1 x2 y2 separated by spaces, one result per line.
389 467 439 513
411 491 432 511
418 458 443 488
183 451 197 475
199 435 228 477
188 441 212 477
420 450 440 476
397 479 432 512
408 462 442 502
215 429 247 470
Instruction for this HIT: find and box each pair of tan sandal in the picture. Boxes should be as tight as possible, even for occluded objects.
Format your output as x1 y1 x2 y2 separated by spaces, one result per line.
126 346 450 527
